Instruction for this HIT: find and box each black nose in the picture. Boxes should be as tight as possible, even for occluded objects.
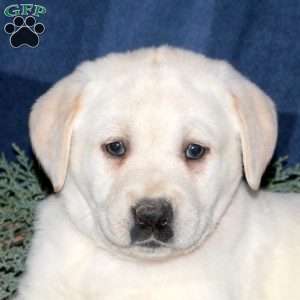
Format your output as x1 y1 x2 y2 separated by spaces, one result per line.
134 198 173 228
130 198 173 245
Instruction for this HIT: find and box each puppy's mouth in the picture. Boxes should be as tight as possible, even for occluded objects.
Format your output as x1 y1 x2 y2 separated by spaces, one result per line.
129 237 176 260
134 238 168 249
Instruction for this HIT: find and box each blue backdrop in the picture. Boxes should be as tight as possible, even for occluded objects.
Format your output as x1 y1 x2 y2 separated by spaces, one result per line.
0 0 299 164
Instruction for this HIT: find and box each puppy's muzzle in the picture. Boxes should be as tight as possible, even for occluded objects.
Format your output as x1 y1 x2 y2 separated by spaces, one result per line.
130 198 174 248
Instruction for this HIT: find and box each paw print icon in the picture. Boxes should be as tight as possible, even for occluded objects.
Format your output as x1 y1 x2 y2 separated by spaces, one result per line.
4 16 45 48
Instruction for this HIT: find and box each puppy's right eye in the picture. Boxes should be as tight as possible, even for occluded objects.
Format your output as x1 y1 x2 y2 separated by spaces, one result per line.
105 141 126 157
184 143 207 160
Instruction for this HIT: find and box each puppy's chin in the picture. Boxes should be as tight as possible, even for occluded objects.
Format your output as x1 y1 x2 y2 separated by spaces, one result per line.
95 234 185 260
96 236 178 260
100 235 209 261
121 236 209 260
122 245 178 261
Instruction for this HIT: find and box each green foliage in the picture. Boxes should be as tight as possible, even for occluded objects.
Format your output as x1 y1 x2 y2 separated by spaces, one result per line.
0 145 48 299
0 146 299 299
263 156 300 192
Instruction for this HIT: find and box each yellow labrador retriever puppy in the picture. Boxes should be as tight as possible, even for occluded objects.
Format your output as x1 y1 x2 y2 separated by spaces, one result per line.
16 47 300 300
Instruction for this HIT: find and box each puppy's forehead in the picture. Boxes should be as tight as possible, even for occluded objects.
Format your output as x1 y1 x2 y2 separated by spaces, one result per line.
77 49 236 141
86 81 221 118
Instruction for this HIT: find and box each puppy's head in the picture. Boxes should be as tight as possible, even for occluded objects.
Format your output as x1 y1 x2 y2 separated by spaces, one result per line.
30 47 277 259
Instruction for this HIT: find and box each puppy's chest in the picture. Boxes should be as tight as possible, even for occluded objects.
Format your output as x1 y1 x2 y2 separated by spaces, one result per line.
95 283 228 300
83 276 230 300
75 257 234 300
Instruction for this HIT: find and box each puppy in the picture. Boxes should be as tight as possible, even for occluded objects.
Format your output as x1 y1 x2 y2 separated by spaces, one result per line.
15 46 300 300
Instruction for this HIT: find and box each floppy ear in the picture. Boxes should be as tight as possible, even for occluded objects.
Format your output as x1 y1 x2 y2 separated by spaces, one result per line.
29 72 85 192
219 62 278 190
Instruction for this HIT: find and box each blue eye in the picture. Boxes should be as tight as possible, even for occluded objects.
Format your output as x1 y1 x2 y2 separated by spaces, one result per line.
185 143 207 160
105 141 126 157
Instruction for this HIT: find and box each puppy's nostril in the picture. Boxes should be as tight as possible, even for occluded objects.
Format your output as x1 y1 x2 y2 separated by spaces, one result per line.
135 217 147 227
157 218 168 228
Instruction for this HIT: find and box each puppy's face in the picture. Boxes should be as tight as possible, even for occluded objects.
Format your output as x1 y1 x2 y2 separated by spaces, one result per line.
67 68 242 259
30 47 277 260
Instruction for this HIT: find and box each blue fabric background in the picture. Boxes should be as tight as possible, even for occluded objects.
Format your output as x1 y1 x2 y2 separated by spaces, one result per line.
0 0 299 164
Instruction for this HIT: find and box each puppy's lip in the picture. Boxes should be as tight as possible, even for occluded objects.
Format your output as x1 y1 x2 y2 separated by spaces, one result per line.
138 241 162 248
134 238 168 249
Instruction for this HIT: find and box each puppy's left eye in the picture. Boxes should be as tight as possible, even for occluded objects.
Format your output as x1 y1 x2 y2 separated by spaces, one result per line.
185 143 207 160
105 141 126 157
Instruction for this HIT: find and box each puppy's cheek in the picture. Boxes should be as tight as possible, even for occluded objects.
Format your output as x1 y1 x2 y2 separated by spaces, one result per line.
173 198 203 248
97 190 133 247
63 194 99 242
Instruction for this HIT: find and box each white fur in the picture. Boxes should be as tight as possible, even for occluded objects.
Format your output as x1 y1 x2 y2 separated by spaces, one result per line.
16 47 300 299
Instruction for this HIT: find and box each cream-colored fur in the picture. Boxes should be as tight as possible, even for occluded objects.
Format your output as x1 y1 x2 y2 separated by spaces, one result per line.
15 46 300 300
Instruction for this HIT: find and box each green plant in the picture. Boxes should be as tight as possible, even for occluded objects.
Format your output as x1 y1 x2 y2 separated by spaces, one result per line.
263 156 300 192
0 145 49 299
